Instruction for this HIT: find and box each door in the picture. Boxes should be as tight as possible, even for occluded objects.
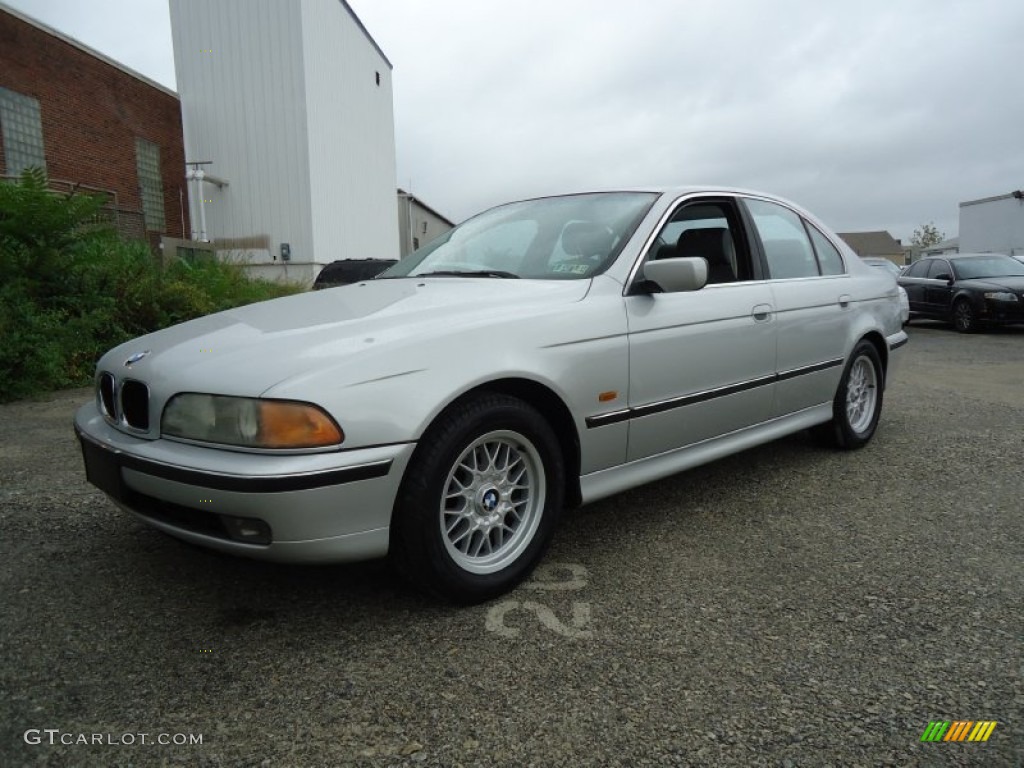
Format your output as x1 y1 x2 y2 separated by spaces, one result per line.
624 197 777 462
742 197 850 417
923 258 955 316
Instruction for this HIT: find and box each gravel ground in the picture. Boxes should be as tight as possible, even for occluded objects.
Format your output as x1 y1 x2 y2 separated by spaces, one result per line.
1 321 1021 767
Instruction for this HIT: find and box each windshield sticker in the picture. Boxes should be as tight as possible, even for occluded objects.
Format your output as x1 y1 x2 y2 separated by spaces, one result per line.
551 263 590 275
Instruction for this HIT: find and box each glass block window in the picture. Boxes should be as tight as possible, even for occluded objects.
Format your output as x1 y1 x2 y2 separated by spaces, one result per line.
135 138 165 231
0 86 46 175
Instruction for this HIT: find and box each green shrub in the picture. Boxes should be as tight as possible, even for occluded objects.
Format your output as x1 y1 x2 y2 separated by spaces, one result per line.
0 282 70 401
0 171 302 402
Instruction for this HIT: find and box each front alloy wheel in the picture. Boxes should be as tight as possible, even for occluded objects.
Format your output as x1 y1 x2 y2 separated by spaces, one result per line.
390 393 564 603
953 299 977 333
440 431 545 574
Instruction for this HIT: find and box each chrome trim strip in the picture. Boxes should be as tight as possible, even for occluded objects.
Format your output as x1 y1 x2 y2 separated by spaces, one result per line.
585 358 844 428
584 409 631 428
740 192 850 275
631 374 778 419
775 358 845 382
622 191 850 295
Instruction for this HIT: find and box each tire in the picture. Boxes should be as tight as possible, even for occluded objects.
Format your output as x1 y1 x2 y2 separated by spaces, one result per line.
952 298 978 333
389 393 564 603
814 340 884 450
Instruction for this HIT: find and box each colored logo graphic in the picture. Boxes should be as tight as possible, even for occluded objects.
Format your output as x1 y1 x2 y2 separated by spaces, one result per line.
920 721 997 742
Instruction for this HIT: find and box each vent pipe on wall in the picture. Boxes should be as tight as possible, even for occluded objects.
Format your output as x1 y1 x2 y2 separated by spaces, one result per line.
185 161 230 243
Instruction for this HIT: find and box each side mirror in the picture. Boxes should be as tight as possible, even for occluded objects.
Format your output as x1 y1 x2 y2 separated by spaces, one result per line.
640 257 709 293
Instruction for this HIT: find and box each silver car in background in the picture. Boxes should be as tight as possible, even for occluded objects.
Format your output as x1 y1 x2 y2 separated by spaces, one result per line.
75 187 907 602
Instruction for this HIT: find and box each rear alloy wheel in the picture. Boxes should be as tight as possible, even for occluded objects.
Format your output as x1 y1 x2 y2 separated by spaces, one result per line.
952 298 978 333
815 340 883 450
390 393 564 603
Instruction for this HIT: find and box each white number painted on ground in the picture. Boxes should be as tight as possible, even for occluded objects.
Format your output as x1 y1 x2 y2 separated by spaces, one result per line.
485 563 592 639
521 562 589 591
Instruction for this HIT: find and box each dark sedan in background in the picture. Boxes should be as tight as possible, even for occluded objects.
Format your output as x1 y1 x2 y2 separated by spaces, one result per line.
898 253 1024 332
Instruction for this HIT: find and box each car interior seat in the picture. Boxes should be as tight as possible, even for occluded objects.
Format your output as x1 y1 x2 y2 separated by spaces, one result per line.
560 222 616 259
675 227 736 283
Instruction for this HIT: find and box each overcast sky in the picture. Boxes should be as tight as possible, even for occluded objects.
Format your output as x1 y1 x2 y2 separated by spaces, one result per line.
7 0 1023 241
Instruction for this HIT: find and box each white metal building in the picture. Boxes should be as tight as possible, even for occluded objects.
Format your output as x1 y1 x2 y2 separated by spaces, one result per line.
959 191 1024 256
397 188 455 257
169 0 399 284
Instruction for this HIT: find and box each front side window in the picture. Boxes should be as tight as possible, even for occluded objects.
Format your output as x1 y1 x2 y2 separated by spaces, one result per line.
641 199 756 284
745 198 819 279
0 87 46 175
926 259 952 281
135 138 165 232
380 192 657 280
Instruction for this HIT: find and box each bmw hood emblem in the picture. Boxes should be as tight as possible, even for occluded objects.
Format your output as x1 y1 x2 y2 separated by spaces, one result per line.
124 350 151 366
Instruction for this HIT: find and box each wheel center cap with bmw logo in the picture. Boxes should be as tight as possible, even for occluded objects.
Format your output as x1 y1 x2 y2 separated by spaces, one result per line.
481 489 500 512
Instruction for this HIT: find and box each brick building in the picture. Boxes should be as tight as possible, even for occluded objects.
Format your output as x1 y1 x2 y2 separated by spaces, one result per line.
0 3 188 246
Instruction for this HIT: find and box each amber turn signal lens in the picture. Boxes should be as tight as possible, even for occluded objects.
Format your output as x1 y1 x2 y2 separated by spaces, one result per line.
257 401 343 448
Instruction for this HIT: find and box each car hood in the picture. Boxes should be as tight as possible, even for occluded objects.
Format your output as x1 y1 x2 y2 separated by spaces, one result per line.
957 276 1024 292
100 278 592 397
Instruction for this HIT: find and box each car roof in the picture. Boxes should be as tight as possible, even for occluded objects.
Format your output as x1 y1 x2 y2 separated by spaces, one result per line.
509 185 809 212
553 185 789 198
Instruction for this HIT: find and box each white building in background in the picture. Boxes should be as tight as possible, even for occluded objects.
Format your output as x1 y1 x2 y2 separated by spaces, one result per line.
169 0 399 284
959 190 1024 256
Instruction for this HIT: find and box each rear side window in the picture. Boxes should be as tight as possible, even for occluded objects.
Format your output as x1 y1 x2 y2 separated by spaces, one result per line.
806 224 845 275
745 198 819 279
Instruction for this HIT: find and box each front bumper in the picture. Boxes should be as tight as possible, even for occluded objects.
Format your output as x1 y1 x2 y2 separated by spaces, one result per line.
980 298 1024 325
74 403 414 563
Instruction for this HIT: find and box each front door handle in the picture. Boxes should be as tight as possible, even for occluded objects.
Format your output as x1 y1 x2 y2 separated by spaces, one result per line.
752 303 773 322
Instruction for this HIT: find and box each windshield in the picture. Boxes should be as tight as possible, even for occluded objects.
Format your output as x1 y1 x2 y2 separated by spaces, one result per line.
951 255 1024 280
379 192 658 280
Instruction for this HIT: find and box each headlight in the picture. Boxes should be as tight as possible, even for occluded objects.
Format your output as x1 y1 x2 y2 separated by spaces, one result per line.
162 394 343 449
983 291 1018 302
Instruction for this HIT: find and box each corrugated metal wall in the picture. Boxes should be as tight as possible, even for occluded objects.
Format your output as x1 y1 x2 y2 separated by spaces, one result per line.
301 0 399 263
169 0 398 276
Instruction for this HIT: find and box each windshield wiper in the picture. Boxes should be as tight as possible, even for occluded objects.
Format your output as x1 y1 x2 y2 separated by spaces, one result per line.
414 270 520 279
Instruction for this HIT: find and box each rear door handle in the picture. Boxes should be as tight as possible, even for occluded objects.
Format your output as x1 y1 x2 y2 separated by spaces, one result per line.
752 303 773 322
838 294 852 309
